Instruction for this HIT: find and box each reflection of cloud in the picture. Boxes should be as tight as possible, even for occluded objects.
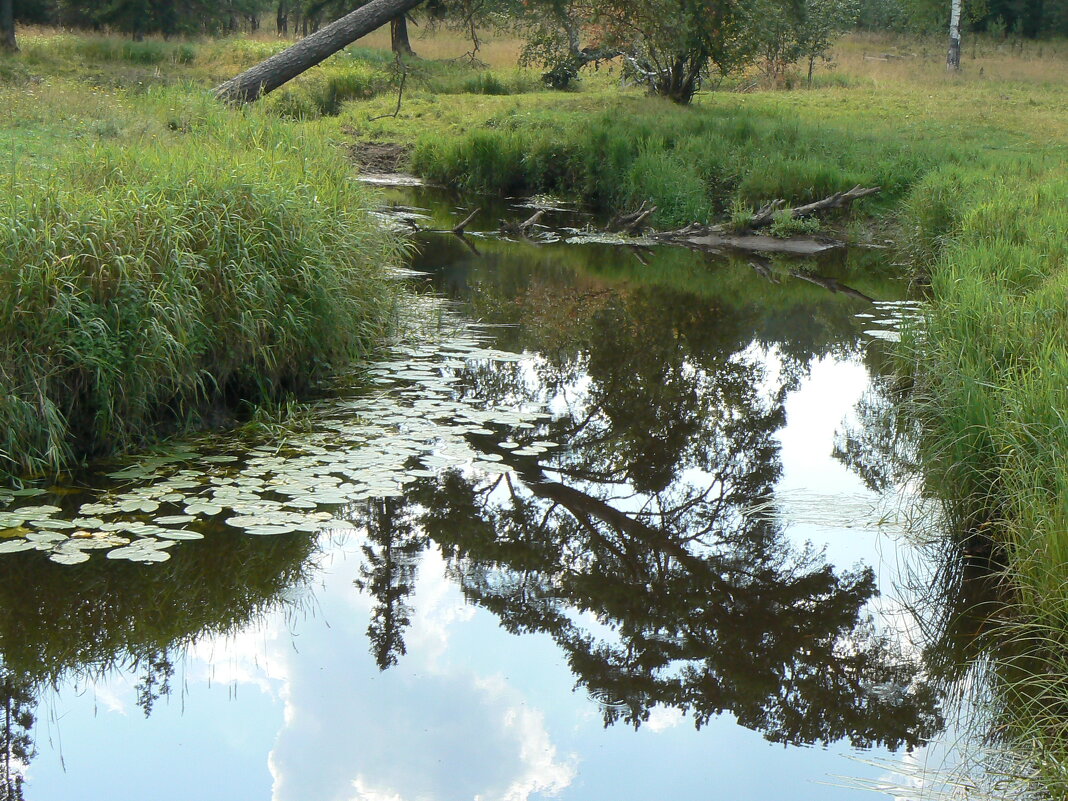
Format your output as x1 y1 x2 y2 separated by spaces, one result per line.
405 549 476 671
91 679 131 716
646 706 684 733
244 544 577 801
347 776 406 801
186 617 290 698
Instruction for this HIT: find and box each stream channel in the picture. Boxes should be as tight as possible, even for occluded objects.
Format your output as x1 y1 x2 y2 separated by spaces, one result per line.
0 186 1014 800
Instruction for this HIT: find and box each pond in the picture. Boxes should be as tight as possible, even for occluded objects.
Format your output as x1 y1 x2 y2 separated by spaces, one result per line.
0 189 1006 800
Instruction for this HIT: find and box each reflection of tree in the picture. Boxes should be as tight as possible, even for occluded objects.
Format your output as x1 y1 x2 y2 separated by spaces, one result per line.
384 276 944 749
833 366 1007 696
0 524 323 797
135 648 175 718
0 670 33 801
354 497 426 670
833 372 922 494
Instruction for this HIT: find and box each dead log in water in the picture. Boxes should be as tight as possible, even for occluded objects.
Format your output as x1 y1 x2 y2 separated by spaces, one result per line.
746 186 881 229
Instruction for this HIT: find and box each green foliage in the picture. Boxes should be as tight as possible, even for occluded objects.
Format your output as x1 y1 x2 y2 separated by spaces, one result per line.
727 199 755 230
0 93 403 476
753 0 860 81
265 62 392 118
410 99 953 227
769 209 821 237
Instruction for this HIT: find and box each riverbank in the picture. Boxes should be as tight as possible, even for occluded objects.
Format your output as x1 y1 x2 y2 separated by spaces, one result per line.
0 62 405 477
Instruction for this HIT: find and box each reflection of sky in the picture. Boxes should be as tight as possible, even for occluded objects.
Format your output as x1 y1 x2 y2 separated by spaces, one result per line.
31 546 915 801
26 338 947 801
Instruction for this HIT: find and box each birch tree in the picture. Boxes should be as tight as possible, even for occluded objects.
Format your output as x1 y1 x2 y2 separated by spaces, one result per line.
947 0 961 69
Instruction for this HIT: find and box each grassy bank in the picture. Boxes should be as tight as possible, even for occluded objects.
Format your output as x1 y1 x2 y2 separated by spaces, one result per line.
0 74 404 477
901 161 1068 793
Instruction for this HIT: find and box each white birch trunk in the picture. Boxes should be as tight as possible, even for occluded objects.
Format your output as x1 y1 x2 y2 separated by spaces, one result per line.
947 0 962 70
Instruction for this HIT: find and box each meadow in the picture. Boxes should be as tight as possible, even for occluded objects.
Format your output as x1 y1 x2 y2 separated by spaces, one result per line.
5 22 1068 792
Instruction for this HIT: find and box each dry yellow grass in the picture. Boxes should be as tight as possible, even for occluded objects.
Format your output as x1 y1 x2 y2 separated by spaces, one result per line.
356 23 526 67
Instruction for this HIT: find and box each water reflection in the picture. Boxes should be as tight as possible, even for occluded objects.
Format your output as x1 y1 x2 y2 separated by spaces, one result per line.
0 219 991 798
350 241 943 749
0 670 33 801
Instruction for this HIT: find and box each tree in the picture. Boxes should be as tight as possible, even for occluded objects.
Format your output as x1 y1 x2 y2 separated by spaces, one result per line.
600 0 755 103
754 0 858 84
215 0 426 103
947 0 962 69
390 13 415 55
1 0 17 52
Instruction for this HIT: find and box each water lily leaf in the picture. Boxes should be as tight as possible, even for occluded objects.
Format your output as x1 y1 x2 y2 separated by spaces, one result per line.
70 536 131 549
473 462 514 475
49 551 90 565
118 499 160 514
31 519 77 530
156 515 195 525
243 524 300 536
22 505 62 516
184 502 224 516
26 531 67 544
154 529 204 540
107 546 171 563
0 540 35 553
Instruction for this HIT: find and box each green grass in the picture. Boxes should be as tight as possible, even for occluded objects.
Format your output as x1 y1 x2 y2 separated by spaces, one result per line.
895 160 1068 793
401 95 973 228
0 79 404 477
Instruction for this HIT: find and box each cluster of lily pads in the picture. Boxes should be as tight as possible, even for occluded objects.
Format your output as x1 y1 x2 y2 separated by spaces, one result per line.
858 300 925 343
0 325 557 567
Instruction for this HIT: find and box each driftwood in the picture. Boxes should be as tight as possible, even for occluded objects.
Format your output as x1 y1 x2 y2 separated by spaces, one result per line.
499 209 545 237
635 185 880 253
647 222 842 254
451 208 481 235
673 231 842 255
747 185 881 229
607 201 658 235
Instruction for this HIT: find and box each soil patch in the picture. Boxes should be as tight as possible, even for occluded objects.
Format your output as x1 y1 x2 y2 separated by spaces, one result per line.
347 138 412 173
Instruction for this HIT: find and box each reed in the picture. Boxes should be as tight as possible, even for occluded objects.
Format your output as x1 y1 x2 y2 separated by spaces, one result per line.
0 91 404 476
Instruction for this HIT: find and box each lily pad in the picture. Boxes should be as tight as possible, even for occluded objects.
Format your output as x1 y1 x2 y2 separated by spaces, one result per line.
0 540 35 553
49 551 90 565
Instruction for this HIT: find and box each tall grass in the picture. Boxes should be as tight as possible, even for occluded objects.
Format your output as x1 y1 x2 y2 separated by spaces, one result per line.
0 95 404 476
899 158 1068 793
410 100 963 227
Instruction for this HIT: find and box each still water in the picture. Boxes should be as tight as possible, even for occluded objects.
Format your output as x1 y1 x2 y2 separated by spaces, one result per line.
0 192 994 800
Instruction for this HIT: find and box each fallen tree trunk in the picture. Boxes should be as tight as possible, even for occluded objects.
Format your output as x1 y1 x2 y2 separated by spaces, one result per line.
747 185 881 229
215 0 425 104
